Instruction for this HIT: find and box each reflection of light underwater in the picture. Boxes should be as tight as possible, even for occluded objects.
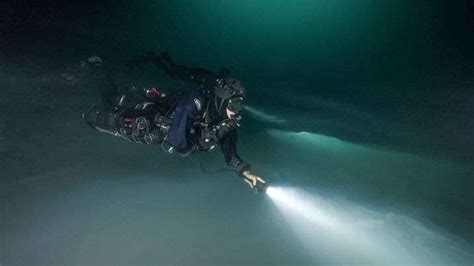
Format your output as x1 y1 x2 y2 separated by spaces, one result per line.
266 187 337 229
266 187 472 265
245 106 287 124
262 129 472 264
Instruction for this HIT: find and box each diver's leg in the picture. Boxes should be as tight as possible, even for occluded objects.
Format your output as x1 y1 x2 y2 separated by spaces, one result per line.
82 105 120 135
159 51 176 67
158 51 191 79
97 69 120 109
85 56 121 109
150 56 177 78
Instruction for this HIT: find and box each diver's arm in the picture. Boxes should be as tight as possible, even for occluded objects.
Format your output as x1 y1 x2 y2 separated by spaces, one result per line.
126 51 178 77
146 51 218 89
159 51 219 86
149 51 181 78
219 130 250 174
219 130 266 189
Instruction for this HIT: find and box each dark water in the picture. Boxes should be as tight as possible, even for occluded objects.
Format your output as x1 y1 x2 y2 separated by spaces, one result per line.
1 1 473 265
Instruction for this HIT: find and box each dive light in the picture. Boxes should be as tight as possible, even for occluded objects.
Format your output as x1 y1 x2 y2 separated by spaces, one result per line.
254 179 269 193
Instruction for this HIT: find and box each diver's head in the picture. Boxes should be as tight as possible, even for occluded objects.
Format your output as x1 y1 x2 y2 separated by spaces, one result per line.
214 78 246 118
225 96 244 118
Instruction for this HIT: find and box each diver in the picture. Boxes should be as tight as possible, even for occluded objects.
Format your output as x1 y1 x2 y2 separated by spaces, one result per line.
82 56 266 190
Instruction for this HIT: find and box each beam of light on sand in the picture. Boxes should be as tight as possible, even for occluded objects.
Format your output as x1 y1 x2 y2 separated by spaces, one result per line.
266 187 336 229
265 186 474 265
263 129 473 265
265 187 403 264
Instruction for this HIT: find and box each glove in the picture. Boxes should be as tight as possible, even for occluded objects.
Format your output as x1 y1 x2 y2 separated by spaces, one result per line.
242 171 266 189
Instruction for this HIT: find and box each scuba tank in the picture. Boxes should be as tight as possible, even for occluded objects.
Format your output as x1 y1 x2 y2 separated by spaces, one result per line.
83 88 176 145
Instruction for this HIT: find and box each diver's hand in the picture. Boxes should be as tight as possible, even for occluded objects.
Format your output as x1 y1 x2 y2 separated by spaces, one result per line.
242 171 265 188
